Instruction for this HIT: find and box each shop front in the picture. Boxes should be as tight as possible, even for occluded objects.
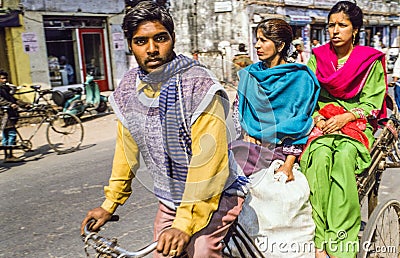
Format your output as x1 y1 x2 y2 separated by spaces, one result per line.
44 16 111 91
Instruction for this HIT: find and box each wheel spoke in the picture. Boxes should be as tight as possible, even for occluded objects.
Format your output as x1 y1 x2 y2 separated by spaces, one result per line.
359 200 400 258
46 113 84 154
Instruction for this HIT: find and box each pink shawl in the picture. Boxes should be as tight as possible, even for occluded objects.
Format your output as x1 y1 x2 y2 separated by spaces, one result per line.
313 43 387 125
313 43 386 99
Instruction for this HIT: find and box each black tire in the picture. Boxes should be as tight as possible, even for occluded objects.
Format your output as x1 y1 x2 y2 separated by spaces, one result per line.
46 113 84 154
95 101 108 113
358 199 400 258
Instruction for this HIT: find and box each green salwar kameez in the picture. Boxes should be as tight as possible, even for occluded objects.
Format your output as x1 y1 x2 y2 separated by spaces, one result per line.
300 55 386 257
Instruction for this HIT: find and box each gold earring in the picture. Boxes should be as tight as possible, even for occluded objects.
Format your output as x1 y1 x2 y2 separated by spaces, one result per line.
279 43 285 53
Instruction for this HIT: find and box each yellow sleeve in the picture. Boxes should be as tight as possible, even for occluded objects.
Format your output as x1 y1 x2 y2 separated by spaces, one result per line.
101 121 140 214
172 94 229 236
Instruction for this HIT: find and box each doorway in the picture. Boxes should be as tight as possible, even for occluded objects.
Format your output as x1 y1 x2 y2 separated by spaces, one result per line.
44 17 110 91
78 28 108 92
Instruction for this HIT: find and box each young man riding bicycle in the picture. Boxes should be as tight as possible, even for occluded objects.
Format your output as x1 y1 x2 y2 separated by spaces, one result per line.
80 2 247 257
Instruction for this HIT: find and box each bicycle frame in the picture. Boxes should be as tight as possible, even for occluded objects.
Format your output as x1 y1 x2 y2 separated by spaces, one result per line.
16 112 48 144
82 218 265 258
13 85 53 106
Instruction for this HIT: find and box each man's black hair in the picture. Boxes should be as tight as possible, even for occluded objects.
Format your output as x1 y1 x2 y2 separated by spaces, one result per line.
0 69 9 78
122 1 174 42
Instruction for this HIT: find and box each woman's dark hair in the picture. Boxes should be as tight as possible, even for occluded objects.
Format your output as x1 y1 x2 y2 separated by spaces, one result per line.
328 1 363 45
122 1 174 42
256 18 293 60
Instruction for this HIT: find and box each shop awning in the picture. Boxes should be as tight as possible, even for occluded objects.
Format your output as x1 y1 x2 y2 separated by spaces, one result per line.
378 20 392 25
310 15 326 24
367 19 379 26
392 20 400 25
0 10 21 27
258 13 291 23
288 15 312 25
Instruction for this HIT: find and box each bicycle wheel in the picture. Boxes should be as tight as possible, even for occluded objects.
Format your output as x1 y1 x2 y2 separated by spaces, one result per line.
95 101 108 113
46 113 84 154
358 199 400 258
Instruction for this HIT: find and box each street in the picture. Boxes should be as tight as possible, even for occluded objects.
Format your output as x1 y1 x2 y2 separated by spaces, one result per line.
1 86 400 257
0 113 158 257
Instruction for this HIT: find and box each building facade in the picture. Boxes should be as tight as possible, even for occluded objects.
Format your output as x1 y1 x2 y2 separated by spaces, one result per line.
171 0 400 82
0 0 399 90
0 0 128 91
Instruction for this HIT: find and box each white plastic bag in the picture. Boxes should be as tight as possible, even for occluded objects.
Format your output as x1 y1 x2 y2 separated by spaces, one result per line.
234 160 315 257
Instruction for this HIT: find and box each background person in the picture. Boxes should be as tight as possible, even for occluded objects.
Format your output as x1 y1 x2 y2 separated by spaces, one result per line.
300 1 387 257
311 38 321 48
0 70 25 163
80 2 247 257
292 39 309 64
86 57 100 77
59 56 75 84
231 43 252 85
390 54 400 108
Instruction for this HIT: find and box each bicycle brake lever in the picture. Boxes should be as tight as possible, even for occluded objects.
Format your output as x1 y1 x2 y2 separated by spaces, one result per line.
110 215 119 222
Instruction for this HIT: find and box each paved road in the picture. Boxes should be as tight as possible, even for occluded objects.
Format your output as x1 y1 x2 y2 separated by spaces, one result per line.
1 86 400 257
0 113 158 257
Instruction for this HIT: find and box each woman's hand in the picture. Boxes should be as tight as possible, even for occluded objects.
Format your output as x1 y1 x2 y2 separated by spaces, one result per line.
276 164 294 182
316 120 326 130
322 113 356 134
276 155 296 182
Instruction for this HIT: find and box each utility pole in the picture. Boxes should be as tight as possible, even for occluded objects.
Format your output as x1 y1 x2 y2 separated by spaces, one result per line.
188 0 199 52
194 0 198 51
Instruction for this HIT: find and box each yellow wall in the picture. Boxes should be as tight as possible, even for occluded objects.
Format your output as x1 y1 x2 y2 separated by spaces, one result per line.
5 14 34 103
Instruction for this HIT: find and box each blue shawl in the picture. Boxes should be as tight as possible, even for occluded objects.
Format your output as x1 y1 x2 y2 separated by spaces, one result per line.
238 62 320 145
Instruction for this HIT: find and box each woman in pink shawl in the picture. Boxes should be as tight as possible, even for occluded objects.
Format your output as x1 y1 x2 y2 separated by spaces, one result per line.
300 1 386 258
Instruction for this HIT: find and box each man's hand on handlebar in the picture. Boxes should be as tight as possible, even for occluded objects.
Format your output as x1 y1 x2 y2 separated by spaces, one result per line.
80 207 112 235
157 228 190 257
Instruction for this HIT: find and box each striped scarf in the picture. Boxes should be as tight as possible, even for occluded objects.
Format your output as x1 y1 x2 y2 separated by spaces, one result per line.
138 54 202 204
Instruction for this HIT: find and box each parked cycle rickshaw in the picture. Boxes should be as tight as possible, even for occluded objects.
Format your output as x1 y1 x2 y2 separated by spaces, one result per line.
82 95 400 258
0 85 84 155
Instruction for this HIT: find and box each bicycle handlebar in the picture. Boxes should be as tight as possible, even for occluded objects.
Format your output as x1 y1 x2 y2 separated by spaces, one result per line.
82 217 157 258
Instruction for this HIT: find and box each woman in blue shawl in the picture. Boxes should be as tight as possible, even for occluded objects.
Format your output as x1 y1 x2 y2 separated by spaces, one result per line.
231 18 320 181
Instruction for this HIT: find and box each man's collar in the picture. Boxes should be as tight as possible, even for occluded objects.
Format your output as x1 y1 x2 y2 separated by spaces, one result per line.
136 80 161 94
136 80 148 92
